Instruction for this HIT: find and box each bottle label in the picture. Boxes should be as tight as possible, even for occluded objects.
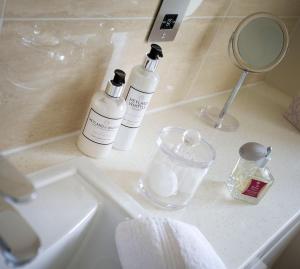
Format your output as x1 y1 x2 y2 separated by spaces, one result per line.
242 178 267 198
121 86 154 128
82 108 122 145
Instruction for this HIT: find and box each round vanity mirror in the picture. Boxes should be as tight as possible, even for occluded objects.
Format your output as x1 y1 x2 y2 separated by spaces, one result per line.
230 13 288 72
199 12 289 131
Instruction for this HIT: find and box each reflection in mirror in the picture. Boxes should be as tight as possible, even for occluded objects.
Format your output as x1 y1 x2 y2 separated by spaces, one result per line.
199 12 289 131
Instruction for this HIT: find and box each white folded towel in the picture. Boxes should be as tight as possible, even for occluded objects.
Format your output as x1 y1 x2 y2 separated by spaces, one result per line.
115 217 227 269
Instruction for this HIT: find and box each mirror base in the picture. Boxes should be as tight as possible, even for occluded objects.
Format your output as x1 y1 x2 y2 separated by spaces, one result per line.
198 105 239 132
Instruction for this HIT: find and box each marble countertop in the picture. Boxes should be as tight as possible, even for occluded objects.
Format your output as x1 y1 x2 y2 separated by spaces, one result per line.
6 82 300 269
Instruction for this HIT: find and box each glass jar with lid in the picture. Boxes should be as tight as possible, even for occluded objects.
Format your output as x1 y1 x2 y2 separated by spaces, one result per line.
138 126 216 210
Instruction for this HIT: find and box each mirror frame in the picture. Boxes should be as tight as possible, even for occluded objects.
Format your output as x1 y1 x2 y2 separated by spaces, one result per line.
229 12 289 73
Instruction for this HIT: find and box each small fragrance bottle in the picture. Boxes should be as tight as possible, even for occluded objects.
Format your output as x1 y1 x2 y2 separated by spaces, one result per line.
226 142 274 204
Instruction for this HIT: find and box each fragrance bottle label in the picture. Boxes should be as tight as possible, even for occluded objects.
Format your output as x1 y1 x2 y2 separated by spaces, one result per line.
82 108 122 145
242 178 267 198
122 86 154 128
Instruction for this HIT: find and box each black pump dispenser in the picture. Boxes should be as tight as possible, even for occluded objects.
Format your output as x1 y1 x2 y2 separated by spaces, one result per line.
147 44 163 60
144 44 163 72
111 69 126 87
105 69 126 98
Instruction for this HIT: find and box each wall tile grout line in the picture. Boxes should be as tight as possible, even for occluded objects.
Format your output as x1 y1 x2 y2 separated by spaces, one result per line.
187 15 300 20
4 17 153 21
4 16 299 22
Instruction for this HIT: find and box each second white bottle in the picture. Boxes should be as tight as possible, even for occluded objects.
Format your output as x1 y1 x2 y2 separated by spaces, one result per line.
114 44 163 150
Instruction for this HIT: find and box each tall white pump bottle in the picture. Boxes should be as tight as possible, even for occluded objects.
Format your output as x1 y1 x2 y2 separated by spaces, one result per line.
77 69 126 158
114 44 163 150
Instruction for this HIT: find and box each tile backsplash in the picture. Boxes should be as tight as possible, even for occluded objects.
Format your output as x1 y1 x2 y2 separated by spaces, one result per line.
0 0 299 150
266 20 300 98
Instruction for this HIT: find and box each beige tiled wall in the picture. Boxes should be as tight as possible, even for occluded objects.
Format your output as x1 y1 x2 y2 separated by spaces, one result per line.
266 19 300 97
0 0 299 150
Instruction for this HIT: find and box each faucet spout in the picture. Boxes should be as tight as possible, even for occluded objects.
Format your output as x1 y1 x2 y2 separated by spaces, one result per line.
0 156 36 202
0 156 41 267
0 197 41 267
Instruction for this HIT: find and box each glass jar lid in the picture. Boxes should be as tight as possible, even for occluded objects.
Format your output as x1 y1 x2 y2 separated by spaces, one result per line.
156 126 216 168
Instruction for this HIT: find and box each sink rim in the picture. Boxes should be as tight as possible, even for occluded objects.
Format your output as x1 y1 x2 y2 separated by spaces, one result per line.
27 157 147 220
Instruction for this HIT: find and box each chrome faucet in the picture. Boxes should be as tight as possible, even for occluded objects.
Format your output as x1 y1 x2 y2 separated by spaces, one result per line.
0 156 41 267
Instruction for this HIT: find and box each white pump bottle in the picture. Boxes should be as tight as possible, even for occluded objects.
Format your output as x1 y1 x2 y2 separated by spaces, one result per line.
77 69 126 158
114 44 163 151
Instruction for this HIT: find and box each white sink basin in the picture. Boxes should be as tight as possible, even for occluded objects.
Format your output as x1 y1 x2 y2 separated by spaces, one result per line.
0 157 146 269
